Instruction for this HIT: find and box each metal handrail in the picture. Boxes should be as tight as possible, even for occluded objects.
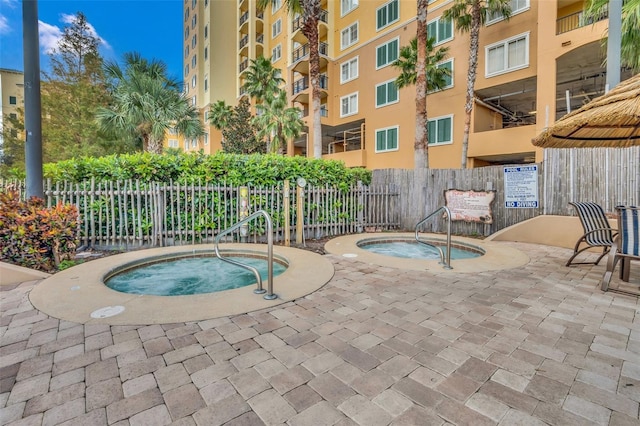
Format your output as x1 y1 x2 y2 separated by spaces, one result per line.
214 210 276 300
414 206 452 269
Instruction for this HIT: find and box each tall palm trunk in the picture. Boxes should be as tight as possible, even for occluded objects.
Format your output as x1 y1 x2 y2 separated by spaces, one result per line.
460 2 481 169
414 0 429 169
302 0 322 159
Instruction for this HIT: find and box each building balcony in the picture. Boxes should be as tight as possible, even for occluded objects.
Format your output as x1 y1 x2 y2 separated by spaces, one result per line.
467 125 537 160
239 35 249 49
323 149 366 168
239 11 249 26
556 5 607 34
292 74 328 95
239 59 249 73
256 33 264 44
292 10 328 32
292 42 328 63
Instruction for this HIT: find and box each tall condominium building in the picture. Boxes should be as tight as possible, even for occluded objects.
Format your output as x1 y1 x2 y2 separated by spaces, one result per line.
181 0 629 169
0 69 24 149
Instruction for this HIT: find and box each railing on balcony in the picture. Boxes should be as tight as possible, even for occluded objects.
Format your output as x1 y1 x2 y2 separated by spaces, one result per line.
292 42 328 62
556 6 608 34
239 35 249 49
256 33 264 44
239 11 249 26
292 75 329 95
239 85 247 96
239 60 249 73
292 10 328 32
257 11 264 19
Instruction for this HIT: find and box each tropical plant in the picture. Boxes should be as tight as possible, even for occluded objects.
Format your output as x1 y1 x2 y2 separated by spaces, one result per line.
443 0 512 168
217 99 265 154
209 100 234 131
583 0 640 72
257 0 324 159
244 55 284 104
253 89 304 153
96 52 204 154
394 38 451 91
415 0 430 169
40 12 116 161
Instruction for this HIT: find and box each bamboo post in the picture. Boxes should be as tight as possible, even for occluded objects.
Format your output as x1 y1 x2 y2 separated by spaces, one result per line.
283 180 290 246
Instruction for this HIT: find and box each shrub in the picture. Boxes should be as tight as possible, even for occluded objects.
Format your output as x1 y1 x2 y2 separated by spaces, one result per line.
0 189 79 272
42 151 372 187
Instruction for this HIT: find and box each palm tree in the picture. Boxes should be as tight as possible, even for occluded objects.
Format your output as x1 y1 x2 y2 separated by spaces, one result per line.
244 55 284 104
415 0 429 169
394 38 452 92
96 52 203 154
583 0 640 72
253 89 304 153
209 100 234 131
443 0 511 169
257 0 323 159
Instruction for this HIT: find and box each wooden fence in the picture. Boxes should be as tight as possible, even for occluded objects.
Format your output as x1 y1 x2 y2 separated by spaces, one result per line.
371 146 639 233
0 180 400 249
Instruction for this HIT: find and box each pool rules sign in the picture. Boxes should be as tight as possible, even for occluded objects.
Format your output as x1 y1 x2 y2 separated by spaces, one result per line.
504 165 539 208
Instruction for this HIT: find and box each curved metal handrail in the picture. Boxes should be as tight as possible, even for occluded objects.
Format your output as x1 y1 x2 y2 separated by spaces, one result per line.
414 206 452 269
214 210 276 300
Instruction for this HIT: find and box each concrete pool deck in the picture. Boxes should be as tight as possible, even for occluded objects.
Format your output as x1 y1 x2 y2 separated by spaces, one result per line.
0 240 638 425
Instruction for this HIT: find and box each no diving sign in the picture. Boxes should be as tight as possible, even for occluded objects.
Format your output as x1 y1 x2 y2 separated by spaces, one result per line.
504 165 539 209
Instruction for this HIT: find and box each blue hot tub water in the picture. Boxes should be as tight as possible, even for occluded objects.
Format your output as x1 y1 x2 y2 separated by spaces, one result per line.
359 241 482 260
105 256 286 296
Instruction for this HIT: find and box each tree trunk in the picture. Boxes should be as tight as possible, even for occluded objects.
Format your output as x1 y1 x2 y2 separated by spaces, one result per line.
414 0 429 169
461 1 482 169
148 137 163 154
302 0 323 159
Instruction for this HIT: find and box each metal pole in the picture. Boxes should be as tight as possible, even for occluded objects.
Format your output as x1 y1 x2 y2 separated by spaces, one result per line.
606 0 622 91
22 0 43 198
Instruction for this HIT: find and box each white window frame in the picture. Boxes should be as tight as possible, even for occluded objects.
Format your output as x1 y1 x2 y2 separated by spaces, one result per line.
485 32 529 77
376 0 399 31
272 0 282 14
341 0 358 16
272 19 282 38
375 79 399 108
204 132 209 145
168 139 179 148
340 92 358 117
191 75 197 88
427 16 453 45
191 55 197 68
340 56 359 84
428 114 453 145
341 22 359 50
375 126 399 153
191 34 197 48
429 58 454 92
271 44 282 62
486 0 530 25
375 37 399 70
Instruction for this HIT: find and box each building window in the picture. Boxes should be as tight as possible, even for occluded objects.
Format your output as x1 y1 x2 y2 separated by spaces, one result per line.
168 139 179 148
428 115 453 145
272 19 281 38
192 55 196 68
431 59 453 91
192 96 196 106
184 64 189 77
341 0 358 16
204 133 209 145
375 79 399 107
9 113 17 119
271 44 282 62
191 139 198 148
487 0 530 24
340 92 358 117
184 46 189 58
184 82 189 94
185 27 189 40
427 16 453 45
9 96 17 105
169 127 177 135
376 37 399 69
204 24 208 38
341 22 358 49
192 0 196 9
340 57 358 83
205 0 208 6
376 0 399 31
191 34 197 49
375 126 398 152
184 7 189 21
192 75 197 88
204 47 208 60
272 0 282 14
191 14 197 29
204 75 208 91
486 32 529 77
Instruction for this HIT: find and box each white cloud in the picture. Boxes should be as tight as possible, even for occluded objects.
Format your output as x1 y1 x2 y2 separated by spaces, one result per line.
38 13 112 55
0 15 9 34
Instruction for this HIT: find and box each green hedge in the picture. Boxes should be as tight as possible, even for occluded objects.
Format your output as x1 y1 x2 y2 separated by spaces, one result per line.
43 152 371 189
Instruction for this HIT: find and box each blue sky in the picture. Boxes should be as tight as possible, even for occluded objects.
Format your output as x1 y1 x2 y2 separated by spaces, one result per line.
0 0 184 81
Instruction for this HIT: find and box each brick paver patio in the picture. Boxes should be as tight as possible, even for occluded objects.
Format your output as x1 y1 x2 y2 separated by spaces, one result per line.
1 242 638 425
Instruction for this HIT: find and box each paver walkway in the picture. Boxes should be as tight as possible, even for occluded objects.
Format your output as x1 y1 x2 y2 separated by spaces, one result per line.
1 242 639 426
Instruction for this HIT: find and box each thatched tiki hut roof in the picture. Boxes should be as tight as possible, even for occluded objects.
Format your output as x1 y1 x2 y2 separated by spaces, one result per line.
532 73 640 148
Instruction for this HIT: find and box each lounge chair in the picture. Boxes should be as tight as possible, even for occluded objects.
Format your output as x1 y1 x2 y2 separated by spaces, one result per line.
566 202 617 266
601 206 639 292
